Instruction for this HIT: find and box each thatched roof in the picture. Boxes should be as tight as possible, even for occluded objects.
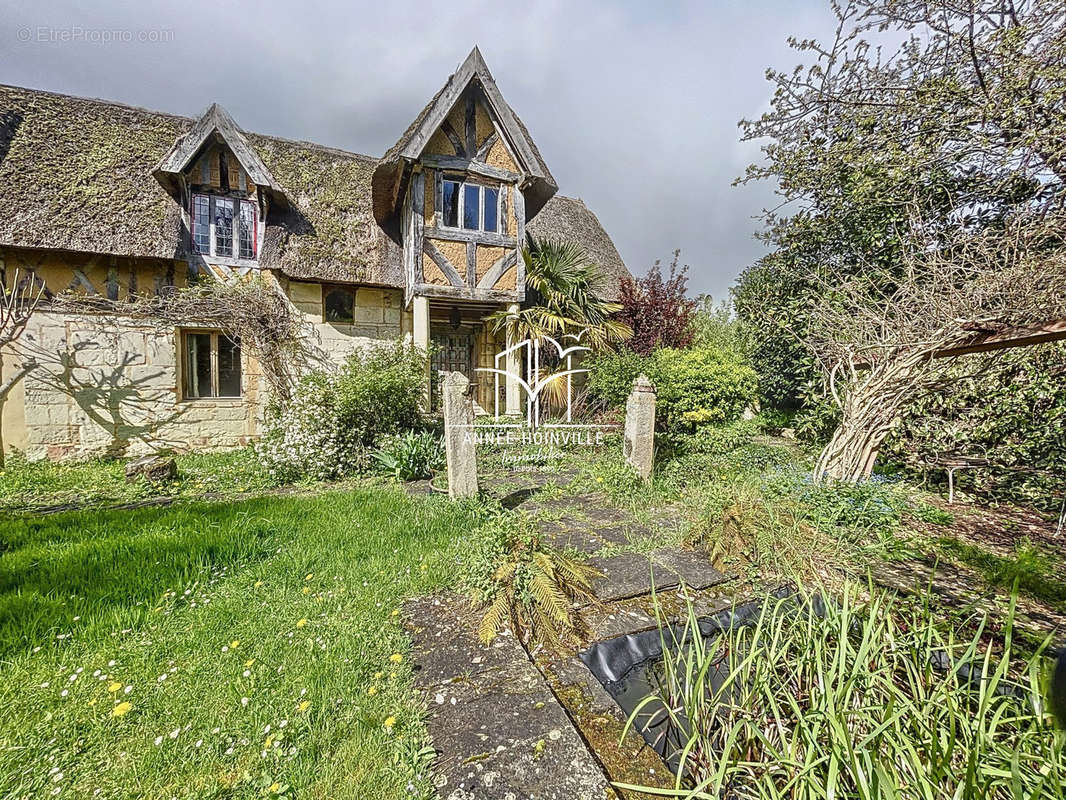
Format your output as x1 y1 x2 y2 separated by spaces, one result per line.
0 82 624 292
528 196 628 300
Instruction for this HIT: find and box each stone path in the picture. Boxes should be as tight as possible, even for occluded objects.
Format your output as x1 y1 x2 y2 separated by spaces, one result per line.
404 482 733 799
405 594 612 799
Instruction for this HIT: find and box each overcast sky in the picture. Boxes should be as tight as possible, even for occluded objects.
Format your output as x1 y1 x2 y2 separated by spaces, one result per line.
1 0 837 299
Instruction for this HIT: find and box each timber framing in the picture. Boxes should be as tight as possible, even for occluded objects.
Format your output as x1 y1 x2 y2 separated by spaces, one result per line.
371 46 557 241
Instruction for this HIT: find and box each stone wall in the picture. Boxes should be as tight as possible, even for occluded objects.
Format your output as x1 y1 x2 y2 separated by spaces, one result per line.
0 253 413 461
2 311 266 461
282 279 412 370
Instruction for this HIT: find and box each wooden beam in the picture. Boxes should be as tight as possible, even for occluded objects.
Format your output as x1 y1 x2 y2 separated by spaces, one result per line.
476 251 517 289
476 132 499 161
935 319 1066 358
423 240 465 287
413 283 520 304
440 119 466 157
420 154 520 184
424 225 517 248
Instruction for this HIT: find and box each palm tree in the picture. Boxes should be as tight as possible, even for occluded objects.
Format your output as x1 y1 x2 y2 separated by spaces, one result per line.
486 237 632 351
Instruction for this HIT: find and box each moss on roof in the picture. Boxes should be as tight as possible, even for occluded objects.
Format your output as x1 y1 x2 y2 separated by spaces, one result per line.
0 83 623 290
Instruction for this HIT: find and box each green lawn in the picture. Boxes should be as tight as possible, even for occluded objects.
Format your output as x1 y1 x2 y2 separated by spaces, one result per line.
0 448 281 513
0 486 484 800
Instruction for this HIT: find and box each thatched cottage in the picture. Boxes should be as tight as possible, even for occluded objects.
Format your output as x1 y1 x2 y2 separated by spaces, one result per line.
0 47 629 460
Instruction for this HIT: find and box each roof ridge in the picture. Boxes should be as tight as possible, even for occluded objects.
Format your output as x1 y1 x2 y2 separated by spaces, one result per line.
0 82 195 123
0 82 378 162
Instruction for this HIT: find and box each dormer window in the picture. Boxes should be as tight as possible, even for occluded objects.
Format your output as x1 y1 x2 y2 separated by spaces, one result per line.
191 193 257 260
442 178 500 233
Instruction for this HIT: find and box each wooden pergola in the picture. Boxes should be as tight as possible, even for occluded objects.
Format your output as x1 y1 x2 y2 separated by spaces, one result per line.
934 319 1066 358
923 318 1065 528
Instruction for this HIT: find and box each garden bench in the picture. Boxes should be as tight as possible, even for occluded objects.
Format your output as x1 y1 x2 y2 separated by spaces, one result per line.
918 452 1064 535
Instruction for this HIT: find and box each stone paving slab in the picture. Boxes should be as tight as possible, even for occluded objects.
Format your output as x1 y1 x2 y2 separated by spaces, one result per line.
650 548 729 591
586 552 669 602
404 593 614 800
440 729 611 800
405 594 523 687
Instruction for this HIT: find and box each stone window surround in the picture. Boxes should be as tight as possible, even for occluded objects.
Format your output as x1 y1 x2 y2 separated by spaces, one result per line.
321 284 357 324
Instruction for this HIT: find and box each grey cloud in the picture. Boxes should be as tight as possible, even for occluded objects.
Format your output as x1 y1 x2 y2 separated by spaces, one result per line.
0 0 838 299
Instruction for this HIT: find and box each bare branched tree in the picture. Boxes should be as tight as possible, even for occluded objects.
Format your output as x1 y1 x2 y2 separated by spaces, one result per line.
810 215 1066 481
0 268 45 466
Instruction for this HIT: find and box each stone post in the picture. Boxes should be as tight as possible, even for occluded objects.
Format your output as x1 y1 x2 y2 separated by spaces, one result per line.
443 371 479 499
623 374 655 480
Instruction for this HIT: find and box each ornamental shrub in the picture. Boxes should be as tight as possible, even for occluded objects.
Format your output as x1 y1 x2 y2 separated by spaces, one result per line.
256 373 364 483
584 349 652 411
256 339 428 483
648 348 759 432
586 346 759 432
334 340 426 448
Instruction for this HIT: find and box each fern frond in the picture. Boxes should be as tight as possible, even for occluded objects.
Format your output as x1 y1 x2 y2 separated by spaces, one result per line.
493 560 517 583
478 592 511 644
531 572 572 629
552 553 600 591
529 603 564 650
531 550 557 579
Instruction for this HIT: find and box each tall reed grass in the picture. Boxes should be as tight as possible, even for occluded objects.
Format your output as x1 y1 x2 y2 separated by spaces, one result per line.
619 581 1065 799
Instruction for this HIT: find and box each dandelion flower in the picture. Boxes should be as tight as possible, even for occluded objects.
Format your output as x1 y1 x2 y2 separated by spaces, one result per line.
111 702 133 717
245 659 255 667
389 654 403 664
383 716 397 729
296 619 308 628
373 671 383 679
107 681 122 693
367 686 377 696
298 700 311 713
302 586 311 595
254 581 264 589
230 640 240 649
304 573 313 581
268 783 281 794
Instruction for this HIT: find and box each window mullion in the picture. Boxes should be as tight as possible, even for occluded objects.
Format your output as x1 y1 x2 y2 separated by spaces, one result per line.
233 201 241 258
457 181 464 230
208 197 216 257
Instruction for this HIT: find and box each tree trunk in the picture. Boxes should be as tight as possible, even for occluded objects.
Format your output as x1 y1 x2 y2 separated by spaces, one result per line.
814 350 933 483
